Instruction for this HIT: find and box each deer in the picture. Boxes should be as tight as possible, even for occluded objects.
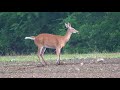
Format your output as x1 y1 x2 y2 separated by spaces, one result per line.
25 22 79 66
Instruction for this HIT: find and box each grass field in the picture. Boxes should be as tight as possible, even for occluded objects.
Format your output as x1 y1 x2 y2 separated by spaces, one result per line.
0 53 120 62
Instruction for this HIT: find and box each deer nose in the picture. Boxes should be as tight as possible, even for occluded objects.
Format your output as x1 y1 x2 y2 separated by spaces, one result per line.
76 30 79 34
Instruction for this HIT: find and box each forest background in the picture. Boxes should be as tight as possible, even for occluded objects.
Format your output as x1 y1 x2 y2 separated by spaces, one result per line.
0 12 120 55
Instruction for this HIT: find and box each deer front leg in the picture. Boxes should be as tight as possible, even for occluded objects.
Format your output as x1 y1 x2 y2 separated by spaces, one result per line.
56 48 61 65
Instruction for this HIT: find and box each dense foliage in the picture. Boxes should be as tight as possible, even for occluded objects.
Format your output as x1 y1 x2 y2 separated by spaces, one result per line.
0 12 120 55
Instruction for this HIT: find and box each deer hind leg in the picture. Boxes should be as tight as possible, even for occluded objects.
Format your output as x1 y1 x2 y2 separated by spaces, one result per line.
37 47 43 65
37 47 47 66
40 47 47 65
56 48 61 65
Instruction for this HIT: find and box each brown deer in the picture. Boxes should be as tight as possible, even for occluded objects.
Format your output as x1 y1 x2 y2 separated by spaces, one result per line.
25 23 79 66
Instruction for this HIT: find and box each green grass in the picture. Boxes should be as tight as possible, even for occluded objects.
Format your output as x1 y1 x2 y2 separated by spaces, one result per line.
0 53 120 62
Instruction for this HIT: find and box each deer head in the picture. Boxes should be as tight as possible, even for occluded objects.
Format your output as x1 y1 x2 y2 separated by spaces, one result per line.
65 23 79 34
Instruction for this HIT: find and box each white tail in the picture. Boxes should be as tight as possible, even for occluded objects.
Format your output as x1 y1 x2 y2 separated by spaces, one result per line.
25 36 35 40
25 22 79 66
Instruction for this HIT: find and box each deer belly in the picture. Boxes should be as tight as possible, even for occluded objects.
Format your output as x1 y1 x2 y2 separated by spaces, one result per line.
44 45 55 49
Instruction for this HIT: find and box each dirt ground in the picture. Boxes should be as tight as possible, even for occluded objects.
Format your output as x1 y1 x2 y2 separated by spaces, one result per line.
0 58 120 78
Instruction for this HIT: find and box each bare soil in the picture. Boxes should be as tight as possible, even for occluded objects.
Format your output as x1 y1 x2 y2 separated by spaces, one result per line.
0 58 120 78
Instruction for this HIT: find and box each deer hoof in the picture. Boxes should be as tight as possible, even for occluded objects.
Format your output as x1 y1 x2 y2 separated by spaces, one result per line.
56 61 60 65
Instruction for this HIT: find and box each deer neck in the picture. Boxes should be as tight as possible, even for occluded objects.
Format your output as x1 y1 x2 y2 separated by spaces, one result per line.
63 30 72 43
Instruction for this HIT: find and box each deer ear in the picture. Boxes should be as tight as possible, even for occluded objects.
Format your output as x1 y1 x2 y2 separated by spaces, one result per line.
65 23 68 28
68 22 71 27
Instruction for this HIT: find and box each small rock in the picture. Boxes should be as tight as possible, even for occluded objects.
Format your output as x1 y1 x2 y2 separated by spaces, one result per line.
97 58 104 62
75 67 80 71
80 62 84 66
10 59 15 62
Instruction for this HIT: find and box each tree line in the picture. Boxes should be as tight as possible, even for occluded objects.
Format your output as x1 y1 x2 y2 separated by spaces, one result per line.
0 12 120 55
